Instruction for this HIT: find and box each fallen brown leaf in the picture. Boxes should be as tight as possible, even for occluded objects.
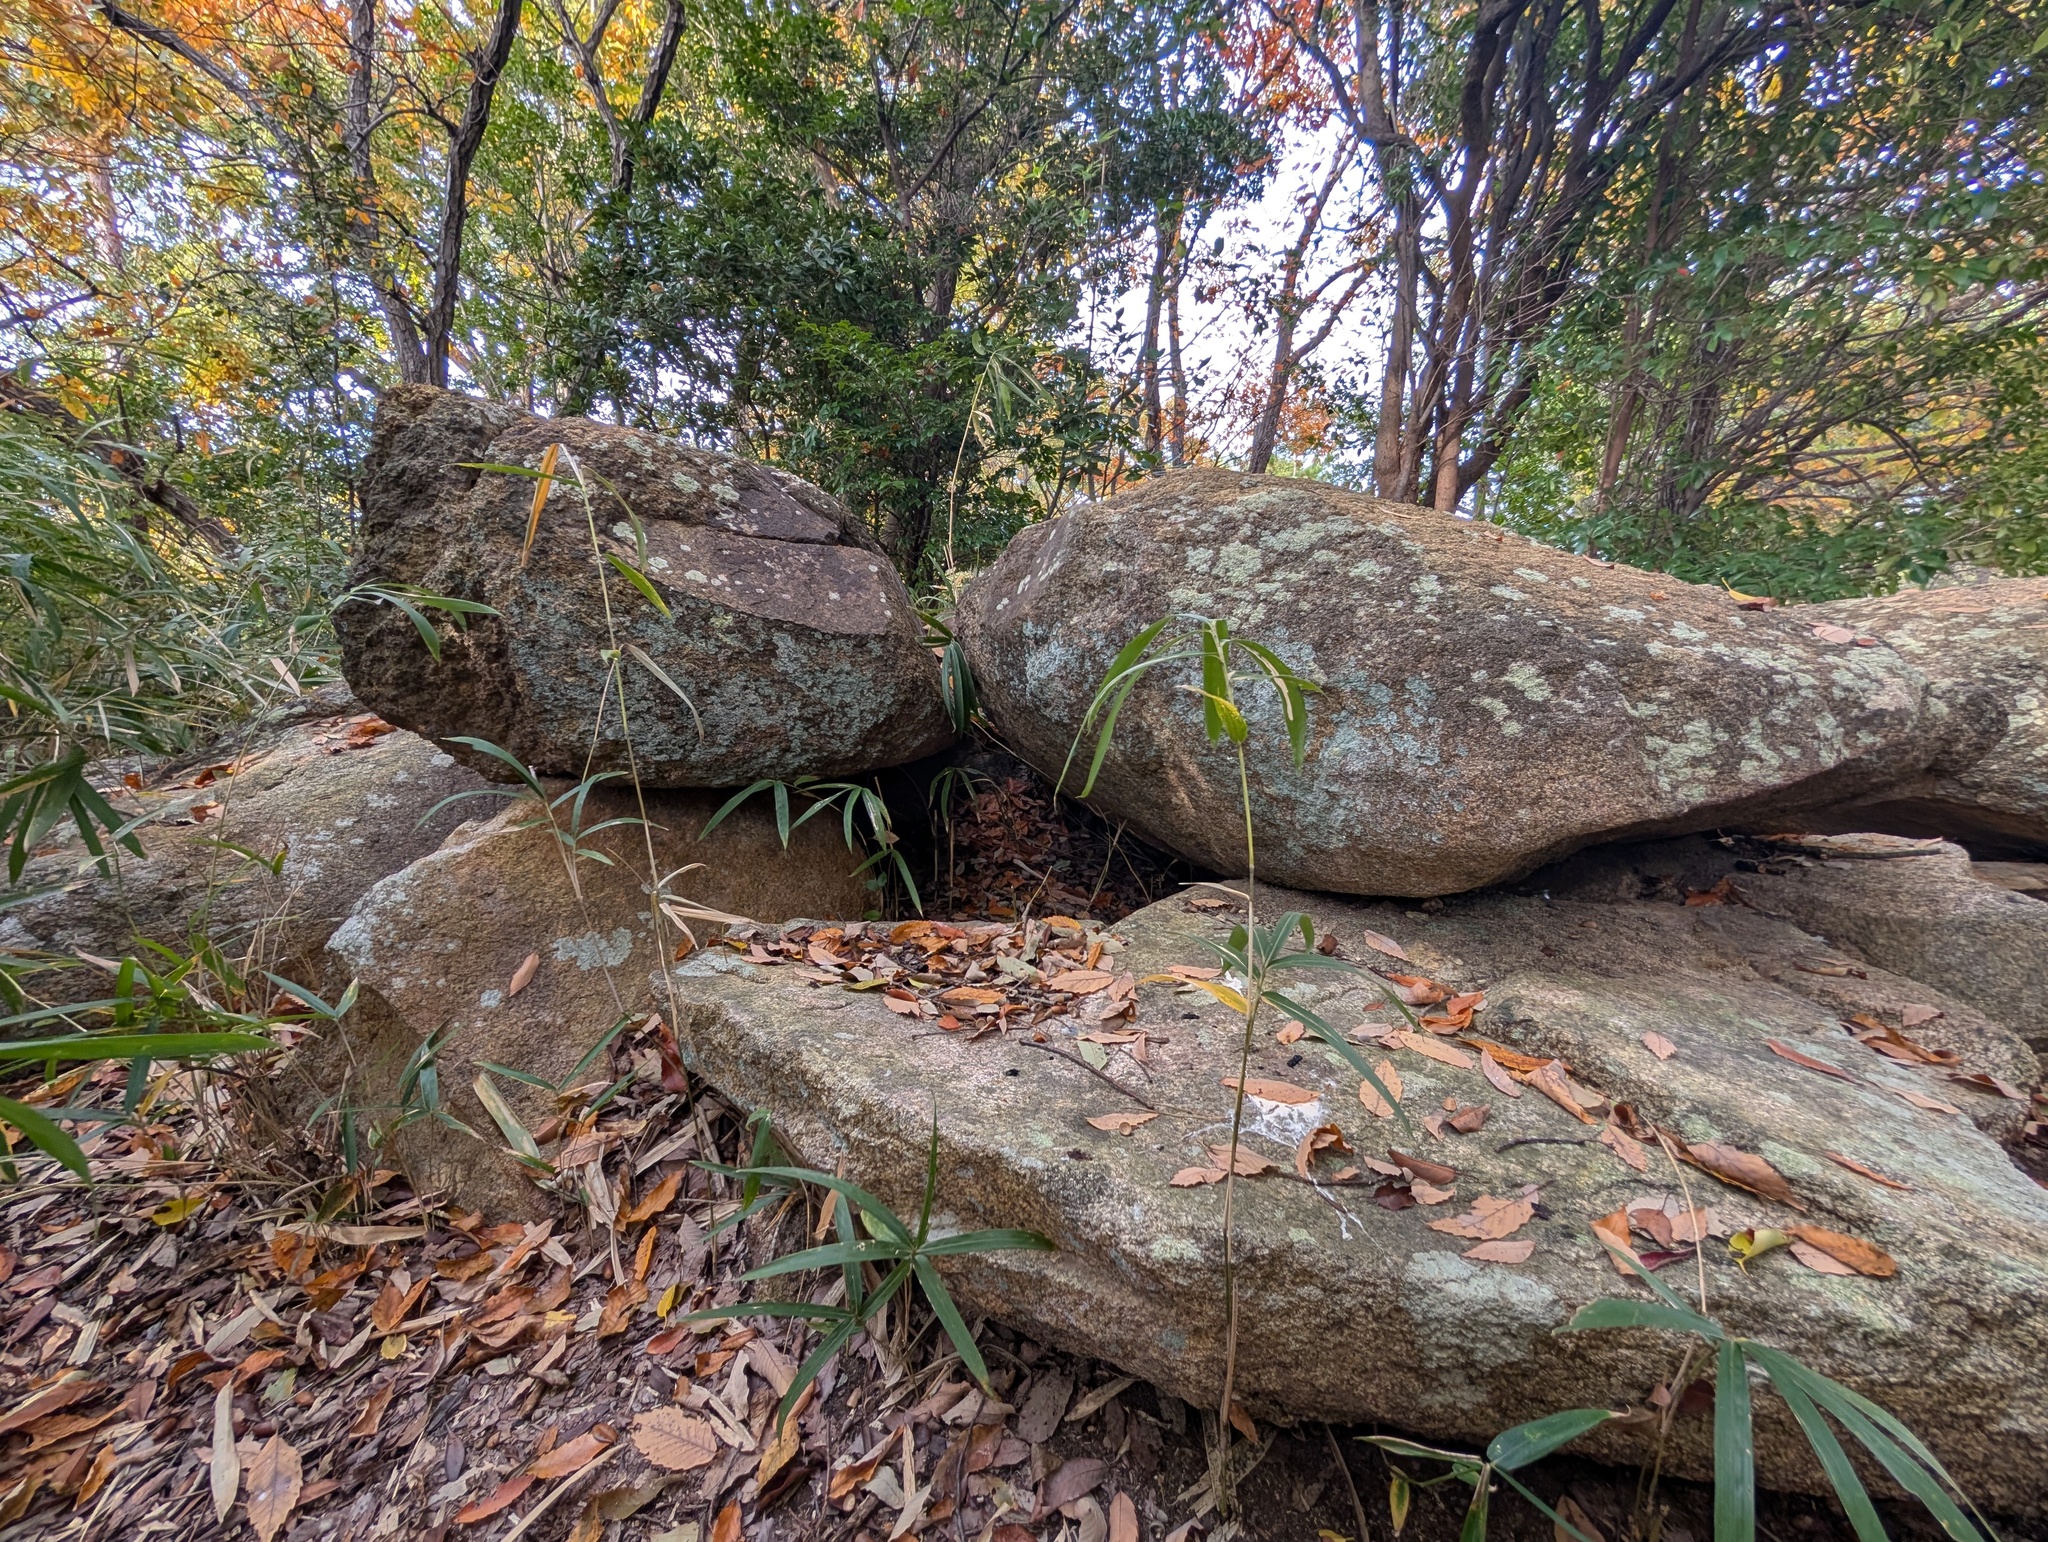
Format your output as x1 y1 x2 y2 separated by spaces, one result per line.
1294 1124 1353 1178
1788 1225 1897 1278
1109 1491 1140 1542
1428 1194 1533 1241
1222 1077 1317 1104
1393 1031 1475 1069
619 1170 683 1224
1680 1141 1803 1209
1169 1167 1227 1187
1389 1149 1456 1186
1591 1208 1636 1274
1464 1238 1536 1264
508 952 540 998
1640 1032 1677 1060
1765 1040 1855 1081
1085 1110 1159 1136
1893 1087 1962 1116
713 1499 743 1542
1447 1103 1490 1134
529 1427 612 1480
1527 1060 1597 1124
1360 1059 1404 1119
1789 1240 1858 1276
1205 1144 1276 1176
633 1408 718 1472
244 1434 303 1542
1822 1151 1911 1190
1037 1457 1108 1518
1362 930 1409 961
1478 1049 1522 1099
1598 1123 1649 1174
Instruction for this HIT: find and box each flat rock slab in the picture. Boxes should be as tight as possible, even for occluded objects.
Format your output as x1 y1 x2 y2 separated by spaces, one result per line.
955 471 2002 896
664 887 2048 1512
1544 833 2048 1053
337 385 954 787
1 689 484 996
1798 578 2048 855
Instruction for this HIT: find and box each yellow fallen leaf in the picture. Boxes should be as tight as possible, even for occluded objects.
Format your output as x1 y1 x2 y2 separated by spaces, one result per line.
151 1194 208 1227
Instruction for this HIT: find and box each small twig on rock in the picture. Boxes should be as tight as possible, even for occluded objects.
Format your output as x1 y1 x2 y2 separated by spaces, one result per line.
1014 1039 1156 1110
1495 1135 1598 1152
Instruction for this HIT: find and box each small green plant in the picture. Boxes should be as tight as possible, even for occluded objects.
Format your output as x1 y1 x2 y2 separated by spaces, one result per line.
1065 612 1419 1494
0 747 145 883
683 1113 1053 1430
918 606 979 735
701 775 922 913
1373 1242 1993 1542
0 941 321 1177
424 737 649 901
331 581 498 660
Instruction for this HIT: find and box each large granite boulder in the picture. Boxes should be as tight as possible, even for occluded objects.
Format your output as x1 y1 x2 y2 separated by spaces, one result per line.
335 386 955 787
659 885 2047 1513
954 472 2003 896
1792 577 2048 856
0 687 485 1000
1542 831 2048 1052
296 782 871 1216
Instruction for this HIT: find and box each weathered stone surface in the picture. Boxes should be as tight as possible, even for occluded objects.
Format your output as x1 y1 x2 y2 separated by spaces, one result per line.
0 687 485 997
661 886 2048 1512
336 385 955 788
955 471 2003 896
1794 578 2048 856
1544 831 2048 1052
297 783 870 1216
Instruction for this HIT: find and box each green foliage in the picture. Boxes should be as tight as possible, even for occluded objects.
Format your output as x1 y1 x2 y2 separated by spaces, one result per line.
0 939 349 1179
683 1112 1054 1431
701 775 922 914
1384 1239 2002 1542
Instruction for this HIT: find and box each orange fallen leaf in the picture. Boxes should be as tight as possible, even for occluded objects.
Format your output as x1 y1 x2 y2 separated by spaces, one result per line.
1598 1123 1649 1174
1205 1144 1275 1176
1393 1031 1474 1069
1822 1151 1911 1190
1478 1049 1522 1099
456 1474 535 1524
1679 1141 1803 1209
1590 1208 1636 1275
1045 969 1116 995
508 952 540 998
1527 1060 1597 1124
1294 1124 1352 1178
1788 1226 1897 1278
1109 1491 1140 1542
528 1428 612 1480
1789 1240 1858 1276
1170 1167 1227 1187
1428 1194 1533 1241
1358 1059 1405 1119
1361 930 1409 961
1640 1032 1677 1060
1389 1149 1456 1185
713 1499 742 1542
619 1169 682 1224
1765 1041 1855 1082
1275 1020 1305 1044
1085 1110 1159 1136
1412 1181 1455 1204
369 1275 429 1335
1463 1238 1535 1264
1384 974 1448 1007
1892 1087 1962 1117
1222 1077 1317 1105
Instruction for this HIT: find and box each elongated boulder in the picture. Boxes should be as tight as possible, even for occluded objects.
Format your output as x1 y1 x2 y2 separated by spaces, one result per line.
1792 577 2048 855
955 472 2002 896
660 886 2048 1513
295 782 870 1217
0 687 485 999
336 386 955 787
